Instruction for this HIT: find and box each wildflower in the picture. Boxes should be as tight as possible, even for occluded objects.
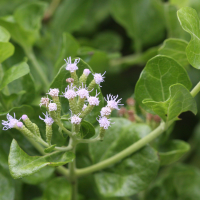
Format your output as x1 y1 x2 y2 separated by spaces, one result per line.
77 84 90 99
97 116 111 129
105 94 123 110
2 113 19 130
47 88 59 97
82 104 87 111
64 57 80 72
87 91 100 106
40 97 49 107
93 72 106 85
83 69 91 76
39 112 54 125
63 85 77 99
100 107 111 116
70 114 82 125
48 103 57 111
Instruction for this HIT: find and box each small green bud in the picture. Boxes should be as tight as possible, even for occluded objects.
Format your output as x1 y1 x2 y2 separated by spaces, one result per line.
77 97 86 112
70 71 78 86
69 98 79 114
99 127 106 140
80 104 94 118
88 79 96 91
16 125 36 139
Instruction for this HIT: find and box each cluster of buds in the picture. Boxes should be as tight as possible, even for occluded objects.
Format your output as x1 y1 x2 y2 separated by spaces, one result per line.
2 56 123 144
118 97 161 129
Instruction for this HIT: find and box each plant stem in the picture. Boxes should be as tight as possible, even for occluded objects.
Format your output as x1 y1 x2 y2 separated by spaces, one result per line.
68 138 78 200
191 81 200 97
76 122 166 177
24 47 49 89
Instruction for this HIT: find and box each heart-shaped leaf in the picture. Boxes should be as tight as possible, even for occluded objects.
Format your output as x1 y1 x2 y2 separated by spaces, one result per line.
9 139 75 179
135 55 191 113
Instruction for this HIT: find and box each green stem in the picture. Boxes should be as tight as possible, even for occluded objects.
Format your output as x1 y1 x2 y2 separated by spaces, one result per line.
76 122 166 177
68 139 78 200
24 47 49 89
43 0 61 20
56 121 73 137
191 81 200 97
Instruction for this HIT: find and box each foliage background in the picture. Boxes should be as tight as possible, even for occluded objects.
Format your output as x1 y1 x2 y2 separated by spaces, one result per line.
1 0 200 199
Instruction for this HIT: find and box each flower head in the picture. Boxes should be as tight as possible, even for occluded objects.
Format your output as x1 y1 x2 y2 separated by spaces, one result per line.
77 84 90 99
83 69 91 76
47 88 59 97
100 107 111 116
93 71 106 85
63 85 77 99
97 116 111 129
40 97 49 107
48 103 57 111
64 57 80 72
39 112 54 126
87 91 100 106
2 113 19 130
105 94 123 110
70 114 82 125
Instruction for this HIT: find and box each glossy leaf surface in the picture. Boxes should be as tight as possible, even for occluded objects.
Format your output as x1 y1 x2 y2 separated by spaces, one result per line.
9 140 74 179
143 84 197 123
89 118 159 197
159 38 188 67
178 7 200 69
135 55 192 113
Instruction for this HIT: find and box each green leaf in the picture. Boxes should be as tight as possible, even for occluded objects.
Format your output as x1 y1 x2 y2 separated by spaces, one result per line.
159 140 190 166
0 26 10 42
0 167 15 200
177 7 200 69
22 166 54 185
145 164 200 200
170 0 189 8
14 2 47 32
54 32 80 73
89 118 159 197
0 61 29 90
80 120 95 139
110 0 165 52
143 84 197 123
50 58 104 124
43 177 71 200
44 145 56 153
0 42 14 63
135 55 192 113
8 139 75 179
159 38 188 67
52 0 92 33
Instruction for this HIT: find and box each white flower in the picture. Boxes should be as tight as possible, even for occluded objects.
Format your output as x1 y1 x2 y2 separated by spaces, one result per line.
40 97 49 107
48 103 57 111
82 104 87 111
70 114 82 125
93 71 106 85
87 91 100 106
97 116 111 129
39 112 54 126
83 69 91 76
47 88 59 97
105 94 123 110
100 107 111 116
2 113 19 130
77 84 89 99
64 57 80 72
63 85 77 99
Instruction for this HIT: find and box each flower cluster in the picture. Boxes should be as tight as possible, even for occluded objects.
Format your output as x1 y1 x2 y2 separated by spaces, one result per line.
2 56 123 142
